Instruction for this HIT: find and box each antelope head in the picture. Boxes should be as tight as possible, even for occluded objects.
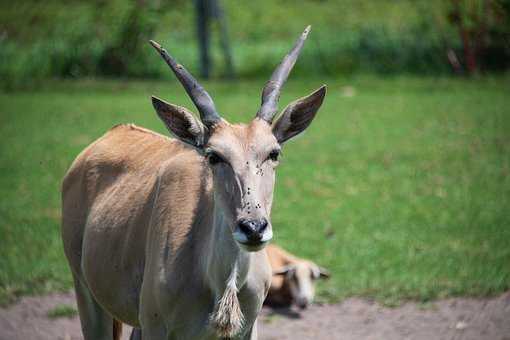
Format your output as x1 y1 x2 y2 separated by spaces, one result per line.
274 261 330 309
150 26 326 252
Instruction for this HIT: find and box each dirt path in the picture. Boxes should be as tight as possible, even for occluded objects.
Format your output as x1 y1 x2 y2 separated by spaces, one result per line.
1 291 509 340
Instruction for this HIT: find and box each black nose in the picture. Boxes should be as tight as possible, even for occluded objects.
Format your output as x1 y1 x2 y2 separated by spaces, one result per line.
237 218 268 242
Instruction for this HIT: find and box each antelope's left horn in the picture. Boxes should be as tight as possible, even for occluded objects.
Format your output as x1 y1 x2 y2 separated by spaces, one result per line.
150 40 221 128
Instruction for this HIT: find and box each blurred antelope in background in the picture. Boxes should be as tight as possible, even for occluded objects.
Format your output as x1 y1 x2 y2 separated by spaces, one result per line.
61 26 326 340
265 244 330 309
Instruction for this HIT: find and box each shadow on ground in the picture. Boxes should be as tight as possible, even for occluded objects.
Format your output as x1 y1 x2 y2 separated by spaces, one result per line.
1 292 509 340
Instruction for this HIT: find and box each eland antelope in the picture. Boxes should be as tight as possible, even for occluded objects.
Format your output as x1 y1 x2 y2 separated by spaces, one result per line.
265 244 330 309
61 26 326 340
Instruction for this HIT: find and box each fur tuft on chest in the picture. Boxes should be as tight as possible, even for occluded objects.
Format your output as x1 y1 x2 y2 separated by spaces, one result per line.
209 283 244 338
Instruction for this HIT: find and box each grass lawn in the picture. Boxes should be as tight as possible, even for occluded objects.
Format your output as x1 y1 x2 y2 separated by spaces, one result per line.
1 75 509 306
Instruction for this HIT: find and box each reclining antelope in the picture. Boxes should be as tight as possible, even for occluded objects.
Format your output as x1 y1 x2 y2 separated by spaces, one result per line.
265 244 329 309
61 26 326 340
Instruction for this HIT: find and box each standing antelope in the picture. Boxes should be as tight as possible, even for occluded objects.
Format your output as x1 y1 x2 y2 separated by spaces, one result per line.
61 26 326 340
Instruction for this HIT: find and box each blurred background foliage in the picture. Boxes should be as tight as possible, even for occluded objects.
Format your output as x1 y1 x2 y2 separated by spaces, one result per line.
1 0 509 89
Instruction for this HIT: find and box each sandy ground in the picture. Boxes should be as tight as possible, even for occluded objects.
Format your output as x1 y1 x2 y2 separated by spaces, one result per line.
0 291 509 340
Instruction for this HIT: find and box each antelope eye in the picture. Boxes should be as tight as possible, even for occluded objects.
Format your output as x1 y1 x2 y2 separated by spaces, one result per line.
207 152 224 165
269 149 280 162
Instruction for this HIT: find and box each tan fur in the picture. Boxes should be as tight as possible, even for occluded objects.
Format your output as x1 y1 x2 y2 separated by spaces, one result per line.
264 245 298 306
266 244 327 308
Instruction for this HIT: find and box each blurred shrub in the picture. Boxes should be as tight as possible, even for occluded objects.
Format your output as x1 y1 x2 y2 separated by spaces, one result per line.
446 0 510 74
0 0 508 89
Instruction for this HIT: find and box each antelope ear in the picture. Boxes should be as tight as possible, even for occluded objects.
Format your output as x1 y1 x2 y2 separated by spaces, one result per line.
273 265 295 276
311 264 330 280
272 85 326 144
319 266 330 279
152 96 206 148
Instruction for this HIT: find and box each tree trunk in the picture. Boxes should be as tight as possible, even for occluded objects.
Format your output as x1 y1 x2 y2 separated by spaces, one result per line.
211 0 235 78
195 0 211 79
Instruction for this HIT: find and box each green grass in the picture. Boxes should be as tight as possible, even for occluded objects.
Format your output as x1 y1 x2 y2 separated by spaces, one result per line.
46 304 77 319
1 75 509 305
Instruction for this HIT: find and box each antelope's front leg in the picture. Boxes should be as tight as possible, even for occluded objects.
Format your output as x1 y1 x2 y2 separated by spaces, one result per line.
139 286 167 339
129 328 141 340
138 306 166 340
241 319 258 340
